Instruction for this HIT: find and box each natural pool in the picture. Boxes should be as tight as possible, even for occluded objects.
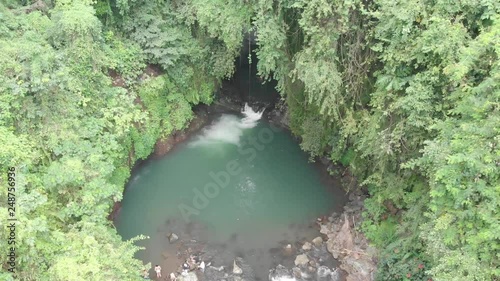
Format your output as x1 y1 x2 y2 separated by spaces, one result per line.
115 106 346 280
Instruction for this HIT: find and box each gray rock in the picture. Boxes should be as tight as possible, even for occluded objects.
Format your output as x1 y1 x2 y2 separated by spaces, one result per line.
331 268 341 281
317 266 332 280
292 267 302 279
269 264 293 281
327 237 339 259
312 236 324 246
302 242 312 251
342 256 376 281
233 260 243 275
294 254 310 266
320 223 333 235
168 233 179 243
348 193 356 201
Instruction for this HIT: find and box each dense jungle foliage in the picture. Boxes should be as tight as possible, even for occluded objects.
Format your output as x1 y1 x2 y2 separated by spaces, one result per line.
0 0 498 280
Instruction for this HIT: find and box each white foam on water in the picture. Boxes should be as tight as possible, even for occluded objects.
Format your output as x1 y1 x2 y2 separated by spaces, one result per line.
240 103 264 128
190 103 264 146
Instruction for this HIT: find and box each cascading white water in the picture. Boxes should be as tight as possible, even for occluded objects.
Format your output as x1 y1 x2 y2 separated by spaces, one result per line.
240 103 264 128
190 103 264 146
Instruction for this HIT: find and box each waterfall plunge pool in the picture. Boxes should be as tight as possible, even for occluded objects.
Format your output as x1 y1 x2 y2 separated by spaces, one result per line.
115 105 346 280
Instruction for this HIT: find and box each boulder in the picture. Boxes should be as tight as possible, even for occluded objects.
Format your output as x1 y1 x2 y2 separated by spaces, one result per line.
168 233 179 243
233 260 243 275
326 238 338 259
294 254 310 266
302 242 312 251
320 223 333 236
292 267 302 279
317 266 332 281
342 255 376 281
331 268 341 281
269 265 293 281
312 236 324 246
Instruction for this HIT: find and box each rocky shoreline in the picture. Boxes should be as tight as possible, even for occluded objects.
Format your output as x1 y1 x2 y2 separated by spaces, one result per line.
163 187 376 281
267 189 377 281
266 103 377 281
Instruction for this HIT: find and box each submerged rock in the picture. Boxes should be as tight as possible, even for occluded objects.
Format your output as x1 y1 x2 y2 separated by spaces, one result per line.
168 233 179 243
302 242 312 251
294 254 309 266
312 236 323 246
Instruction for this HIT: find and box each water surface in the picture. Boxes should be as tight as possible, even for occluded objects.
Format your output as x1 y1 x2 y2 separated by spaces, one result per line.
116 107 345 279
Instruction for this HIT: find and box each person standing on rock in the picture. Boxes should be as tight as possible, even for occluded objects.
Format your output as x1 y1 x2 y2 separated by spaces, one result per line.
154 265 162 279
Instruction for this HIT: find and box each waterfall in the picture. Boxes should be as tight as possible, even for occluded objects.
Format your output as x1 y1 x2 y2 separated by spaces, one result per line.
240 103 264 128
190 103 264 146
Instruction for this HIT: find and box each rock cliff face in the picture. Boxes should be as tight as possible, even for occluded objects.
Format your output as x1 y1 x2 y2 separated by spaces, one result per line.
265 99 290 129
